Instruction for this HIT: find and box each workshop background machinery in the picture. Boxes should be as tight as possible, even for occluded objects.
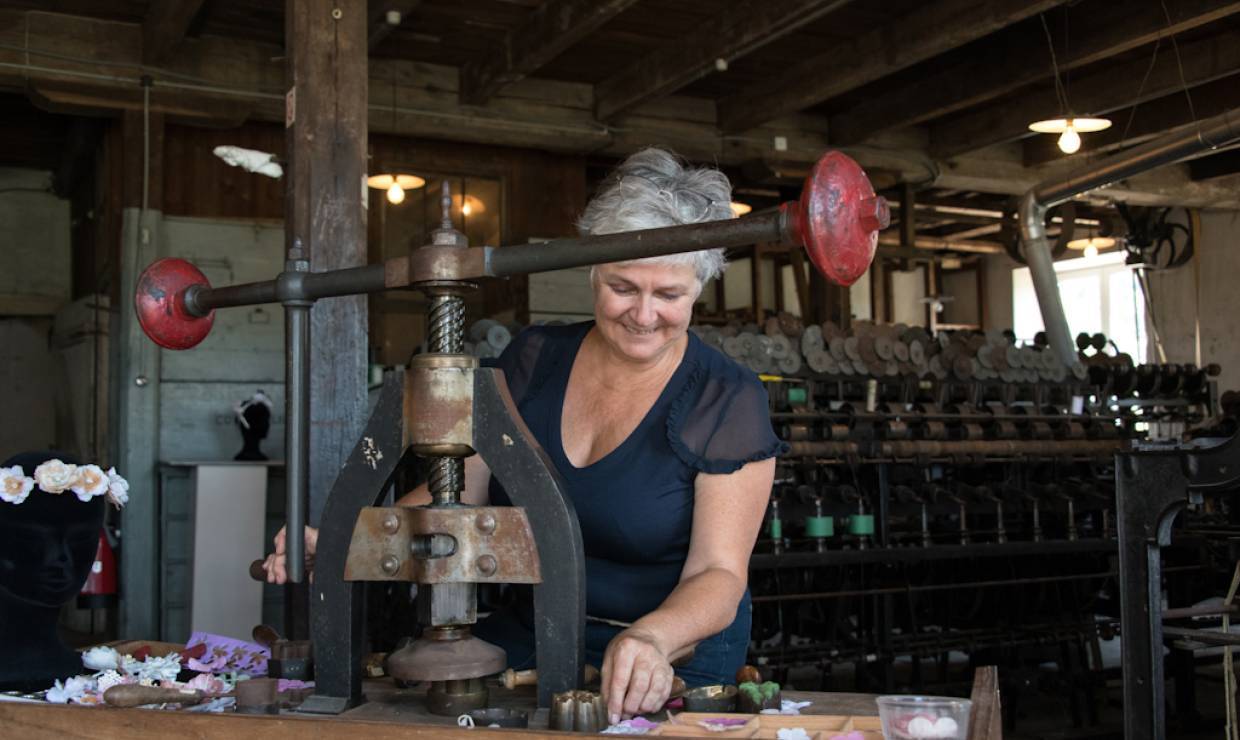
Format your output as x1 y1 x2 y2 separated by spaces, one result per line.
722 315 1222 730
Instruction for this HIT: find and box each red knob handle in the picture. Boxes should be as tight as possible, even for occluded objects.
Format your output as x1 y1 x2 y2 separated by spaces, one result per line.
134 258 215 350
781 150 887 286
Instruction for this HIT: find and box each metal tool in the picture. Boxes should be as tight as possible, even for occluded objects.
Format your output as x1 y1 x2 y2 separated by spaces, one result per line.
132 150 888 714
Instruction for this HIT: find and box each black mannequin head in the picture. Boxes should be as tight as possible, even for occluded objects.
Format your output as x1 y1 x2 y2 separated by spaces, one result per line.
235 392 272 461
0 451 105 691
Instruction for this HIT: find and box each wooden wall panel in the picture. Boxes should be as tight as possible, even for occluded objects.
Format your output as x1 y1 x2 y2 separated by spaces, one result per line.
162 122 285 221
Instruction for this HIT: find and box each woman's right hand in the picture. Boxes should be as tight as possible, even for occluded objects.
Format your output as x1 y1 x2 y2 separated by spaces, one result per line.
262 525 319 584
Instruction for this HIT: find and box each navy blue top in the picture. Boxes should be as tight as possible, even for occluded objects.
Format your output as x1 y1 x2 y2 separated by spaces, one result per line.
475 321 786 685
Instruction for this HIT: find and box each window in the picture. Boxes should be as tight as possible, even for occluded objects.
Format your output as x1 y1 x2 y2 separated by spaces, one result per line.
1012 251 1146 362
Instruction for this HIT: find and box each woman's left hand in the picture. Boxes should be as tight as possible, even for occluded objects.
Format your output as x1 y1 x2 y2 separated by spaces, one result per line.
600 627 676 724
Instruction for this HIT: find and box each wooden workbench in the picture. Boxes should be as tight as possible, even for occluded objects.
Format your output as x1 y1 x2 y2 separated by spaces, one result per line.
0 668 1001 738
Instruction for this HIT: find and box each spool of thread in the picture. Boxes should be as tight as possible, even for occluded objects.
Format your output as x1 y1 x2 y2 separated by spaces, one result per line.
786 387 808 405
805 516 833 538
847 515 875 536
768 518 782 539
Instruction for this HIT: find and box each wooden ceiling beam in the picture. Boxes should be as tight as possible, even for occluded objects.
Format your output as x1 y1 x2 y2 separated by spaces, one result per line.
932 31 1240 157
830 0 1240 146
142 0 207 66
716 0 1068 134
368 0 422 52
459 0 640 106
593 0 855 121
1021 76 1240 167
6 10 1240 209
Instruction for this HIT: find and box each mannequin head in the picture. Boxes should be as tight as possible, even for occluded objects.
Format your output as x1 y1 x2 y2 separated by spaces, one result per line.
235 391 272 461
0 451 105 690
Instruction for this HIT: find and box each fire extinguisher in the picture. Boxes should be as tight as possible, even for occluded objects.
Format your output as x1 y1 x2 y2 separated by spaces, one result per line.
79 527 118 609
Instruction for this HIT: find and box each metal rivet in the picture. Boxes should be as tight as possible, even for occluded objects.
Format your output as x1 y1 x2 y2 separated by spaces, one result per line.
476 554 497 576
475 513 496 535
380 554 400 575
331 8 343 19
382 514 400 534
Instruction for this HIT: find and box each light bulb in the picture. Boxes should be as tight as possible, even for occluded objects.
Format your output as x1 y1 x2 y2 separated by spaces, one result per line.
462 203 472 216
1084 242 1099 259
1058 125 1081 154
386 183 405 204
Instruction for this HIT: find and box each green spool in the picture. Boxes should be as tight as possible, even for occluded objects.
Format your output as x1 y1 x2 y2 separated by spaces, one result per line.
805 516 834 538
847 515 875 536
787 387 808 405
769 518 783 539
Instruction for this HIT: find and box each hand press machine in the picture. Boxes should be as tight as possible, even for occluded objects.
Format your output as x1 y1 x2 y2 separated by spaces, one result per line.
133 150 889 714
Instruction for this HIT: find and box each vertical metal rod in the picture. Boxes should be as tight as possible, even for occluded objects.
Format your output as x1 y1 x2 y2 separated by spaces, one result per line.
285 299 311 583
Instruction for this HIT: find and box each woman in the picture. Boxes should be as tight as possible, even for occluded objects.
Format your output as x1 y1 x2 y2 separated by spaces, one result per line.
264 148 784 724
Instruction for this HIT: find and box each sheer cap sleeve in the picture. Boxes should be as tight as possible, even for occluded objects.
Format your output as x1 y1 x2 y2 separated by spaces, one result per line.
482 326 551 407
668 353 788 475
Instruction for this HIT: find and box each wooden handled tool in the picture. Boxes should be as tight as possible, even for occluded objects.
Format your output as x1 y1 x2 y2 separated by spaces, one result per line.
501 666 685 698
250 559 268 581
103 684 205 708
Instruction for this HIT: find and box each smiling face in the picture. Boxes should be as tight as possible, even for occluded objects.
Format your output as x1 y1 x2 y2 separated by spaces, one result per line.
592 260 699 364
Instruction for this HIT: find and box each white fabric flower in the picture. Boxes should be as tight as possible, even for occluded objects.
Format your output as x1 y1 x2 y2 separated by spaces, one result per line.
124 653 181 683
45 675 96 704
105 468 130 508
33 459 77 494
82 645 121 672
0 465 34 504
70 464 109 502
95 670 130 693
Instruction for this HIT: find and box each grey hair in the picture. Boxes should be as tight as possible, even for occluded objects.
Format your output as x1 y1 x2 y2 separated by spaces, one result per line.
578 148 731 286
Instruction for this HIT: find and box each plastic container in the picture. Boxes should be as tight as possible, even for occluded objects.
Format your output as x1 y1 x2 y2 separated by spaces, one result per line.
875 696 971 740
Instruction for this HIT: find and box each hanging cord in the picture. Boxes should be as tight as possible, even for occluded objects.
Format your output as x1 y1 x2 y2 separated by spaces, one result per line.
130 77 153 387
1135 268 1168 363
1161 0 1198 126
1039 13 1072 115
1190 209 1202 367
1118 38 1161 147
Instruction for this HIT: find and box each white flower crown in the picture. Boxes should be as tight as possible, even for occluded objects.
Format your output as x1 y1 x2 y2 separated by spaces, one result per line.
0 459 129 508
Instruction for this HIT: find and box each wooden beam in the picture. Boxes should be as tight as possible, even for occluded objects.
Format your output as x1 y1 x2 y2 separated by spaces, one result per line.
459 0 639 106
593 0 855 121
368 0 422 52
716 0 1068 134
142 0 206 66
830 0 1240 145
932 31 1240 157
1021 76 1239 166
29 80 252 127
285 0 369 535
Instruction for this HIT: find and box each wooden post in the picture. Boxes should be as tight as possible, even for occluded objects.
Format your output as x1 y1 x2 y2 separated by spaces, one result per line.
285 0 368 631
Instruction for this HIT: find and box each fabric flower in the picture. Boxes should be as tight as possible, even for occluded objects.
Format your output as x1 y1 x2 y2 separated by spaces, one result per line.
82 645 122 672
0 465 34 504
95 670 131 693
123 653 182 683
105 468 130 508
34 459 77 494
70 464 109 502
46 675 96 704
